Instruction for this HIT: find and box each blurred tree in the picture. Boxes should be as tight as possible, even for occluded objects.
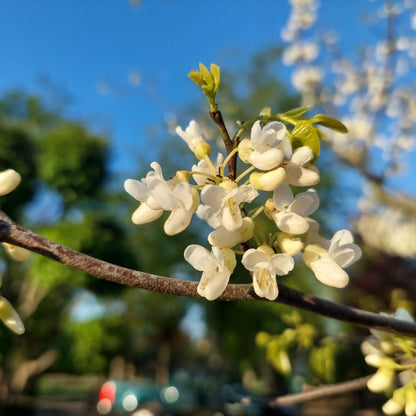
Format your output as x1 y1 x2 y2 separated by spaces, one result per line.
0 91 195 395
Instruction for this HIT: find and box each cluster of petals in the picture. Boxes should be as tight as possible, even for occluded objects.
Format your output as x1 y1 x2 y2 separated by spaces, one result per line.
239 120 292 171
196 179 258 232
124 162 199 236
272 183 319 235
242 245 294 300
184 245 236 301
303 229 362 288
124 119 361 301
361 309 416 416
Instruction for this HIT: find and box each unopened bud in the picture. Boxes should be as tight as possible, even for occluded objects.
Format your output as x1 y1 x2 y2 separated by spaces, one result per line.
250 167 286 191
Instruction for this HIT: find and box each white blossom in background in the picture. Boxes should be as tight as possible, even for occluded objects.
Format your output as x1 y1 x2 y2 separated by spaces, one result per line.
282 41 318 65
356 188 416 259
361 309 416 416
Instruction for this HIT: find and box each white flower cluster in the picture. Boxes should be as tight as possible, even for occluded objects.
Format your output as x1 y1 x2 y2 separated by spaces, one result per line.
362 308 416 416
356 188 416 259
125 119 361 301
281 0 416 173
0 169 30 335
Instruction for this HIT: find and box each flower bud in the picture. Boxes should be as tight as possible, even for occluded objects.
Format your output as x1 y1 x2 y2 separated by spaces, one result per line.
250 167 286 191
367 368 395 393
0 169 21 196
194 142 212 160
132 203 164 225
277 232 304 256
238 139 253 163
257 244 275 257
382 387 406 415
219 177 238 193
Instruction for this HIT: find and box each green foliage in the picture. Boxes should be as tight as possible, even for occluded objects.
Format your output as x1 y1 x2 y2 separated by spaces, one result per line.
38 123 108 207
256 311 317 376
60 317 123 374
189 63 221 111
0 124 36 218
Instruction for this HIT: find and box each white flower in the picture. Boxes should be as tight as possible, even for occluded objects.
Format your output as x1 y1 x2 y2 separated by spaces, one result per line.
239 121 292 171
197 179 258 232
192 153 223 186
242 245 294 300
175 120 211 159
184 245 236 301
283 146 320 186
303 229 362 288
208 217 255 248
125 162 199 235
0 169 21 196
272 183 319 235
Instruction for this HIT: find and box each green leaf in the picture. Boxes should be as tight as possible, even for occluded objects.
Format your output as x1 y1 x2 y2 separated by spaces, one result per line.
281 106 311 118
188 70 203 86
210 63 220 88
291 121 320 159
311 114 348 133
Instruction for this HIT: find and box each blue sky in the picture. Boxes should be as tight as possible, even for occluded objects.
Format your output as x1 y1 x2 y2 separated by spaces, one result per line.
0 0 379 176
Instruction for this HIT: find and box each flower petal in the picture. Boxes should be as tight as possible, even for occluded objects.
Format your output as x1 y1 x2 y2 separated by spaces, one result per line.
252 262 279 300
290 189 319 217
310 257 350 288
0 296 25 334
241 249 269 271
197 269 230 301
291 146 314 165
285 163 320 186
249 148 284 171
131 203 163 225
164 208 193 235
270 253 295 275
273 211 309 235
273 183 294 211
124 179 149 202
329 229 354 252
330 244 362 268
184 245 217 272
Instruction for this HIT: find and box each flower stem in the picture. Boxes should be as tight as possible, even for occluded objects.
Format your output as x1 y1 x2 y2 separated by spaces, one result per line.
209 110 237 179
235 165 256 183
221 148 239 177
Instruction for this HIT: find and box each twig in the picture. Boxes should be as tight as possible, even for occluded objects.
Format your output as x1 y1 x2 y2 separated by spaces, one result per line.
268 375 371 407
209 110 237 179
1 212 416 337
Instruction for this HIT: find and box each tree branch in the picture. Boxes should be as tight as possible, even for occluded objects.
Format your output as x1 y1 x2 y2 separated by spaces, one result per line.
1 212 416 337
268 375 371 407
